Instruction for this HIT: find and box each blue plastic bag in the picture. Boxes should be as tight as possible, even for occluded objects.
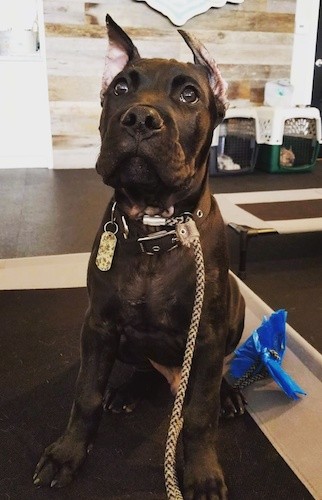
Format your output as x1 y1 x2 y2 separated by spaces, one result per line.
230 309 306 400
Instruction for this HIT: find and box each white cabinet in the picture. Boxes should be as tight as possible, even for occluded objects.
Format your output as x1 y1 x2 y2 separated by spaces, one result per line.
0 0 53 168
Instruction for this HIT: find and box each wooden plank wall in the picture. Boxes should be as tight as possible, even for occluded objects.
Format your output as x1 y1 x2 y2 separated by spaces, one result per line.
43 0 296 168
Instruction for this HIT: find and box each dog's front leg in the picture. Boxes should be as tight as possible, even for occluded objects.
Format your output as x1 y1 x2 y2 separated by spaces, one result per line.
33 313 119 488
182 333 228 500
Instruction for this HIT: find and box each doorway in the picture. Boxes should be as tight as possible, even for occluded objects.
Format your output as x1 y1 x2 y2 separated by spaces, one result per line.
312 1 322 114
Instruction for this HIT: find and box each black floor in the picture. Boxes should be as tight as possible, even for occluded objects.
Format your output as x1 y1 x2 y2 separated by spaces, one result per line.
1 165 321 499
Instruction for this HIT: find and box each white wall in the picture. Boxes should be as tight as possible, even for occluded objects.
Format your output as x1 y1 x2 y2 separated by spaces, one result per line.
0 0 53 168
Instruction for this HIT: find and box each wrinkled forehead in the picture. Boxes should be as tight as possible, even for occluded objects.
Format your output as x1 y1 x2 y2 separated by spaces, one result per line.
123 58 211 90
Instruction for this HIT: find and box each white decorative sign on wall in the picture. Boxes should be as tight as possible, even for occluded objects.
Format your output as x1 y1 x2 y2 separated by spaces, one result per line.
134 0 244 26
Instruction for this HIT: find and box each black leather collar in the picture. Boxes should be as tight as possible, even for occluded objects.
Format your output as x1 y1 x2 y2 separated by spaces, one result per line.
114 192 211 257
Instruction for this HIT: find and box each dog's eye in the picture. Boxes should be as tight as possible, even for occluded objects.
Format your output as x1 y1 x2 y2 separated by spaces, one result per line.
114 79 129 96
180 86 199 104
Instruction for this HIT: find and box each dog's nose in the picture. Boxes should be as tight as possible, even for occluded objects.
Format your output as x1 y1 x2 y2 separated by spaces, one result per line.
121 106 164 135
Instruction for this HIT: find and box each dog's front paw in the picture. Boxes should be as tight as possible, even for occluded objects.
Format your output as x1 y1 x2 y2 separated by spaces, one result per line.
33 434 88 488
184 453 228 500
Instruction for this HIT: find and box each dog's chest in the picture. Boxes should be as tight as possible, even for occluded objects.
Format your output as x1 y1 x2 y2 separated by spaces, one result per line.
114 252 195 333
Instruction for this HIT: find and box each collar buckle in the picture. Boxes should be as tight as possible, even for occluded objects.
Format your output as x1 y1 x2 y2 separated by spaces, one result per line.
138 230 179 255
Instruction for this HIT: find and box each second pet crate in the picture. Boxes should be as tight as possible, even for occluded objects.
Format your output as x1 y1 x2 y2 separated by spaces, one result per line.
255 106 321 173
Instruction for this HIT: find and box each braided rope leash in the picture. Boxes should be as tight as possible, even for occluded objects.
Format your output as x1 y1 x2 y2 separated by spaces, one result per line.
164 218 205 500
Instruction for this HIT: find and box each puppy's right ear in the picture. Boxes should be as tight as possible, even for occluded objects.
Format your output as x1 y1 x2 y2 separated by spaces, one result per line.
101 14 140 103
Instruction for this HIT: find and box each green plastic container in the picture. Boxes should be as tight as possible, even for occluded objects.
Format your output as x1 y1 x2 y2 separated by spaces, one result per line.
256 137 320 173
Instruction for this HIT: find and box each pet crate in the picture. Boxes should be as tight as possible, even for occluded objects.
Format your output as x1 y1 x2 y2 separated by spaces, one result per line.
255 106 322 173
208 107 260 176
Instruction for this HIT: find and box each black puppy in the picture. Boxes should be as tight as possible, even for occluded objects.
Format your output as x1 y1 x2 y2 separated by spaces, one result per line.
33 15 245 499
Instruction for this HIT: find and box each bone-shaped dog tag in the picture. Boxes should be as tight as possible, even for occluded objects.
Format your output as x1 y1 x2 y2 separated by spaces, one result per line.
95 231 117 271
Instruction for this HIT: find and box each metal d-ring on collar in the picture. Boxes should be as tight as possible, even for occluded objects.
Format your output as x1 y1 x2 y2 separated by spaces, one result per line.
103 201 119 235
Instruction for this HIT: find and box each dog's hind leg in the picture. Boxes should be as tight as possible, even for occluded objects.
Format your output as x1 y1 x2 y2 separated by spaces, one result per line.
103 366 163 413
220 377 247 418
219 274 247 418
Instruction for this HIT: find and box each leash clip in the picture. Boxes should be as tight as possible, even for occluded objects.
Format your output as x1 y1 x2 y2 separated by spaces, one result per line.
176 219 200 248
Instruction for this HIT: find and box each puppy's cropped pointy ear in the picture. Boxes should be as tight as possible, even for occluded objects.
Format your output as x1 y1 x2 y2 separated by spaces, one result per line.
101 14 140 103
178 30 228 122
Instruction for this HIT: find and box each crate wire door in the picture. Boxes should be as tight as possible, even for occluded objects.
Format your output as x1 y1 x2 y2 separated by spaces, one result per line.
281 117 319 170
219 117 258 172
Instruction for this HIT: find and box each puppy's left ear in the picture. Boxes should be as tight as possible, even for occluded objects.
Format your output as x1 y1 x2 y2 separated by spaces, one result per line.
179 30 228 123
101 14 140 103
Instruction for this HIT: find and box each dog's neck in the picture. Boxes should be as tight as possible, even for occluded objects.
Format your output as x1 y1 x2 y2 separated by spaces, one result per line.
114 166 211 235
105 168 212 262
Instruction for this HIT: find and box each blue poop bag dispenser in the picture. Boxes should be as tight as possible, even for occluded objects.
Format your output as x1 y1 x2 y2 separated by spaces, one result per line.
230 309 306 400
